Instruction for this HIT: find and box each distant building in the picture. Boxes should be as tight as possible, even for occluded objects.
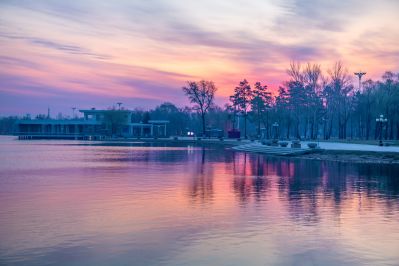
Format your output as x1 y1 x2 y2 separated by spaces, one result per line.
205 128 224 138
15 109 169 139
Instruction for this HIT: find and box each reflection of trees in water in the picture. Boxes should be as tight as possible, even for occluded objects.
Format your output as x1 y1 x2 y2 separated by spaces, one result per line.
318 162 399 209
92 143 240 166
230 153 399 223
188 148 214 205
233 176 252 204
105 143 399 218
277 160 323 224
356 164 399 198
103 143 399 217
231 153 271 204
92 142 193 164
278 160 399 224
253 176 269 202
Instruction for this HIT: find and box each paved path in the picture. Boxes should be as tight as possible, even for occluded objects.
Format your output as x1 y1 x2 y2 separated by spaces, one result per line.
233 143 311 155
302 141 399 153
116 136 399 153
233 141 399 155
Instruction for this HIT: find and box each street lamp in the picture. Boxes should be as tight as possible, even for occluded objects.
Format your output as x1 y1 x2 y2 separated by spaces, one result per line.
354 71 366 91
376 114 388 146
117 102 123 110
72 107 76 119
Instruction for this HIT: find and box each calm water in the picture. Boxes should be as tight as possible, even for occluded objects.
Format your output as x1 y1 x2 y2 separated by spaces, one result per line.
0 136 399 266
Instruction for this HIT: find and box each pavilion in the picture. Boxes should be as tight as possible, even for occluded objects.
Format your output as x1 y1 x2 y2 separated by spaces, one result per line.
15 109 169 139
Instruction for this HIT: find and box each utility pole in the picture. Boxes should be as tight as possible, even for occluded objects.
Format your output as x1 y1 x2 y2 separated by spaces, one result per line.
354 71 366 91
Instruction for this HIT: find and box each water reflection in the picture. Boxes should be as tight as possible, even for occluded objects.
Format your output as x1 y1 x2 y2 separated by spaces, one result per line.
188 148 214 204
0 137 399 265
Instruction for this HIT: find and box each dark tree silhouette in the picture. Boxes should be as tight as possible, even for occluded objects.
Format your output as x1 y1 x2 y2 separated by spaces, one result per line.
103 109 129 136
251 82 272 137
233 79 252 138
182 80 217 136
6 63 399 141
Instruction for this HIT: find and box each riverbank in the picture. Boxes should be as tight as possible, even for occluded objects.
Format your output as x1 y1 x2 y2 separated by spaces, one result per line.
118 137 399 164
229 140 399 164
94 136 249 147
8 135 399 164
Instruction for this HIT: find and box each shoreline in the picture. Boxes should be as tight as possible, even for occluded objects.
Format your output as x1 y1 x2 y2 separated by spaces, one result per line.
4 135 399 164
144 138 399 164
291 150 399 164
79 137 399 164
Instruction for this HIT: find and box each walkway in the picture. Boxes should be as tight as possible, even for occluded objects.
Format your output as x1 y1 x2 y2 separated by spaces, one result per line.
233 141 399 156
302 141 399 153
232 143 314 156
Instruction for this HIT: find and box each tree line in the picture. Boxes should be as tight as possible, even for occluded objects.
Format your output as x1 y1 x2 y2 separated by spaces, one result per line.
182 61 399 140
1 61 398 140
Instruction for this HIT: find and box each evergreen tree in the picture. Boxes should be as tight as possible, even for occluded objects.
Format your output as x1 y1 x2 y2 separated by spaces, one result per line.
251 82 272 137
233 79 252 138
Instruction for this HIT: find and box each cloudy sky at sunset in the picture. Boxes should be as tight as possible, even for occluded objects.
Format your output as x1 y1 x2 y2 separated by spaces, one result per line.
1 0 398 115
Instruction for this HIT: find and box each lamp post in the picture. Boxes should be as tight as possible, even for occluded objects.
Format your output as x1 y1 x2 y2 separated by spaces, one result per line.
376 114 388 146
117 102 122 110
354 72 366 91
72 107 76 119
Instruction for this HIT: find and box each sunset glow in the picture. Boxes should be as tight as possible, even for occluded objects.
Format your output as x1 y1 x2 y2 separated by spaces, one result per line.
1 0 398 115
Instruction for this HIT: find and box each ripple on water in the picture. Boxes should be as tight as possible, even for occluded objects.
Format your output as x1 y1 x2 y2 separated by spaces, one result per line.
0 137 399 265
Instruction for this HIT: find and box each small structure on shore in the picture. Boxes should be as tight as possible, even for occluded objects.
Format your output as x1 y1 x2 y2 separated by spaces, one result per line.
205 128 224 138
14 109 169 140
228 129 240 139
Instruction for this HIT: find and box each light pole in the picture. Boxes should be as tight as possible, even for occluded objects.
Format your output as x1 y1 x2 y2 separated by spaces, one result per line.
72 107 76 119
376 114 388 146
117 102 122 110
354 72 366 91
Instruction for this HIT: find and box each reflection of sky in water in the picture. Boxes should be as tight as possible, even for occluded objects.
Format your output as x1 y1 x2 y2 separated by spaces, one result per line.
0 136 398 265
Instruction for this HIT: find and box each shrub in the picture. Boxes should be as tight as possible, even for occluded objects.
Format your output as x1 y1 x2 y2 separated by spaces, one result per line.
279 141 288 147
308 143 317 149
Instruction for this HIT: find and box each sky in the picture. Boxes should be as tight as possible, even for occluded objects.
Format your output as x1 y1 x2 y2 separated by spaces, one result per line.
0 0 398 116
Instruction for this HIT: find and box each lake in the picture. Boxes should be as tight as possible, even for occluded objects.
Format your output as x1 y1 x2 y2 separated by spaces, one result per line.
0 136 399 265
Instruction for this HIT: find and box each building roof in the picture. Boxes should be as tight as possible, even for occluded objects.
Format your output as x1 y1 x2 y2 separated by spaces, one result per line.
16 119 101 125
79 109 132 113
148 120 170 124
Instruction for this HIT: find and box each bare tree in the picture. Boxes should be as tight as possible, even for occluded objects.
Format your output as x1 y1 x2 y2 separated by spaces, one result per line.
303 63 322 91
327 61 353 139
182 80 217 136
303 63 323 139
287 62 304 83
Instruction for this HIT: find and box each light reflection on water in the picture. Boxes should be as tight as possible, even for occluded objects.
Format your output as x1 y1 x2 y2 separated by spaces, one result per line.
0 136 398 265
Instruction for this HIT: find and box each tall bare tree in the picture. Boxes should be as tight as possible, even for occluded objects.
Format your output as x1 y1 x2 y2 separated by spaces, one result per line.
326 61 353 139
182 80 217 136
